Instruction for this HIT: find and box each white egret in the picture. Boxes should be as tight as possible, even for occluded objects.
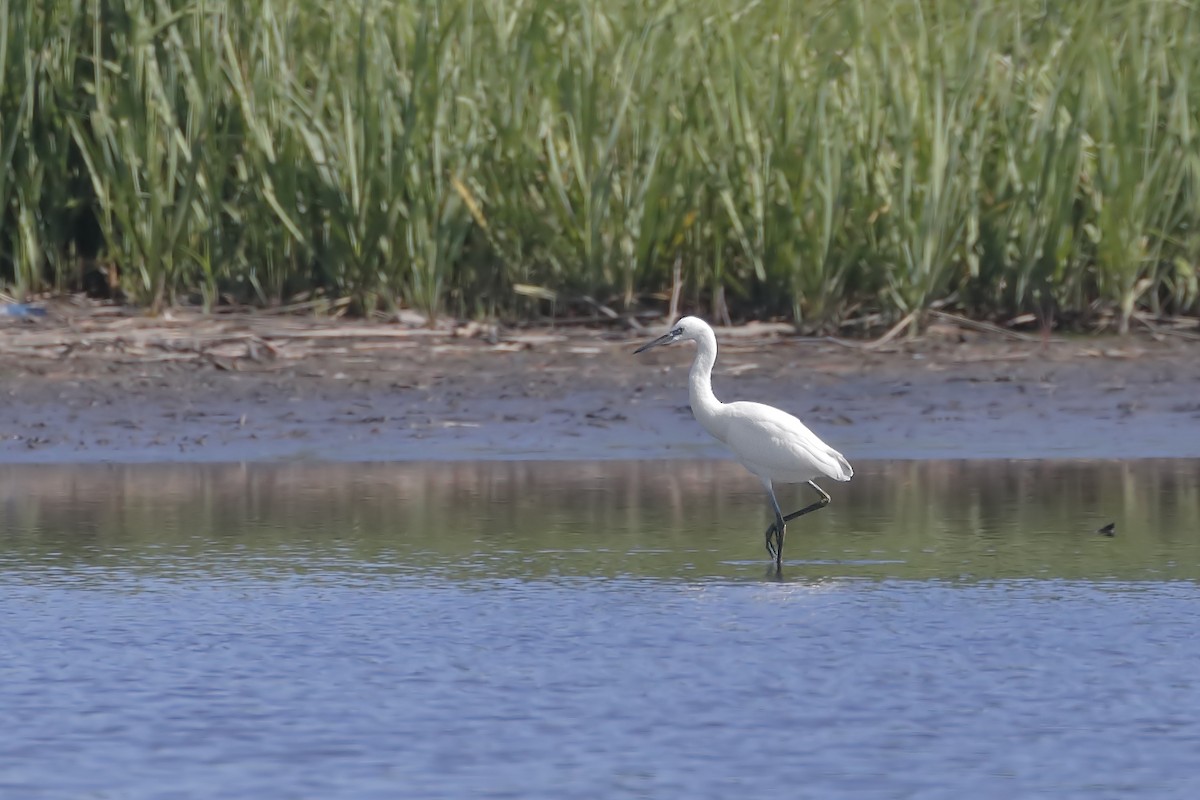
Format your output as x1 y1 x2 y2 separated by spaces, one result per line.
634 316 852 566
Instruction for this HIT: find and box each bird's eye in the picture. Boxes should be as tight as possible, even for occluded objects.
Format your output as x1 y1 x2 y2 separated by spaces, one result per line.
671 327 683 336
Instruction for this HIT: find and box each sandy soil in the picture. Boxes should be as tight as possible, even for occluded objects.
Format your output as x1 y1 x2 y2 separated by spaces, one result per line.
2 308 1198 464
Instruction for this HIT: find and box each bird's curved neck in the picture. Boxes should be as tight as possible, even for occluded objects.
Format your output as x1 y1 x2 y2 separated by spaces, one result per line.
688 328 722 427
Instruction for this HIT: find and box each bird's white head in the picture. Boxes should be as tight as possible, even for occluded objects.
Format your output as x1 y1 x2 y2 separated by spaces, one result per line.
633 316 712 354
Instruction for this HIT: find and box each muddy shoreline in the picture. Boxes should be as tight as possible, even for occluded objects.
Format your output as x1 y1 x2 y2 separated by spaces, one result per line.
2 311 1198 464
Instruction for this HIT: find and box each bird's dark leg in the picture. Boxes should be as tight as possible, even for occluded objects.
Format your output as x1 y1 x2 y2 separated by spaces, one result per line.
781 481 832 524
762 482 832 565
763 483 787 566
764 515 786 565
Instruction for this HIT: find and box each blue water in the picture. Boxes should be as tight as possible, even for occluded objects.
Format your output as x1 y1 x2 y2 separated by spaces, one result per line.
3 461 1199 798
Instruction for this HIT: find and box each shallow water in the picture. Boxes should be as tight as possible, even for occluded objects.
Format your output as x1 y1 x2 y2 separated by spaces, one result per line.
3 460 1200 798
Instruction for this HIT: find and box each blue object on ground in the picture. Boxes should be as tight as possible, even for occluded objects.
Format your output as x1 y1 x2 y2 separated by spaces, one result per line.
0 303 48 317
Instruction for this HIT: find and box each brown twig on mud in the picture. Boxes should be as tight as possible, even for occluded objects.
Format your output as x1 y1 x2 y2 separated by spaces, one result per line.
1131 311 1200 342
863 310 919 350
928 310 1041 343
581 296 645 333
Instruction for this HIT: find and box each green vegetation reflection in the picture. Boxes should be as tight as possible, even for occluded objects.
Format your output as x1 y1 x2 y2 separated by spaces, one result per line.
1 460 1198 583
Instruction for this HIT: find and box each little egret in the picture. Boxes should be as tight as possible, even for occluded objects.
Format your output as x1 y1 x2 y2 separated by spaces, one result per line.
635 316 852 566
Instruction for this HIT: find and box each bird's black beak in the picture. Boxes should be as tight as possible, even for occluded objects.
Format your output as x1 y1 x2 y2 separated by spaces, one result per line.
634 325 684 354
634 332 676 354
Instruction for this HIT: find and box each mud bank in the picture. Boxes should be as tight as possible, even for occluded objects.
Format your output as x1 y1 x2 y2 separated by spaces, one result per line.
2 312 1198 463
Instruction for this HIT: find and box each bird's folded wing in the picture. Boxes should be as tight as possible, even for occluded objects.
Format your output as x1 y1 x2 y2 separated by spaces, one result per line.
722 401 852 482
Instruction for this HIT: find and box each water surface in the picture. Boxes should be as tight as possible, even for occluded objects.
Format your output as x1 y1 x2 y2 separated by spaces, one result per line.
3 460 1199 798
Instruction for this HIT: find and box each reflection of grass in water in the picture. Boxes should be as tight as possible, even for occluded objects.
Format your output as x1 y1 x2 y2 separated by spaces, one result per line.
1 461 1198 582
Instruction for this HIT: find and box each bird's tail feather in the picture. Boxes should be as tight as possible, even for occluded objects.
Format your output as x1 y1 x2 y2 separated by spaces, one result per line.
832 450 853 481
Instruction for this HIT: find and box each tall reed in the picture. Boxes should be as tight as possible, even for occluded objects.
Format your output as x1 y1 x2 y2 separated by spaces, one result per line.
1 0 1198 331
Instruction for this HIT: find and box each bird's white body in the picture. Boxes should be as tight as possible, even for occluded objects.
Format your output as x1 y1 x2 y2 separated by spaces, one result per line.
635 315 852 564
700 400 853 485
679 317 852 486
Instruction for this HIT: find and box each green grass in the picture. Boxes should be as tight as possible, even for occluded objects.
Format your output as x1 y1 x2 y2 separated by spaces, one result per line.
2 0 1199 332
